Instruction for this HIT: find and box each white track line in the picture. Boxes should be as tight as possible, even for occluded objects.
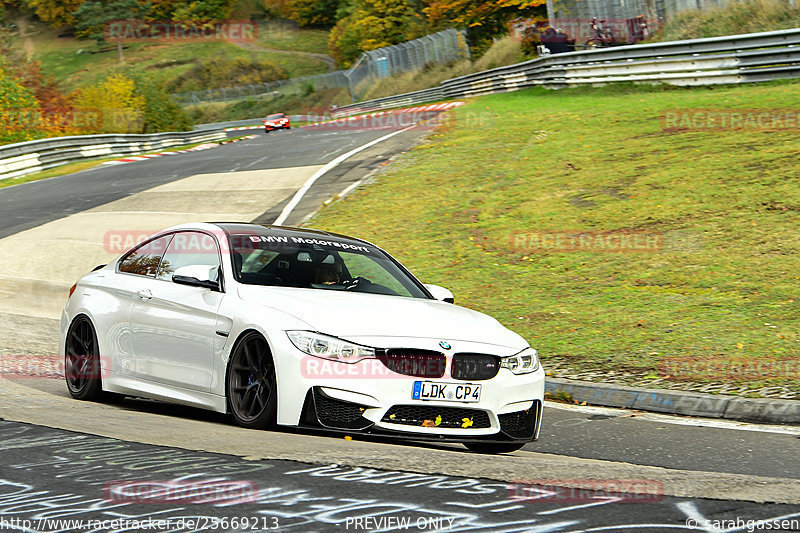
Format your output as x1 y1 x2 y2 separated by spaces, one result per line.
273 124 417 225
545 401 800 435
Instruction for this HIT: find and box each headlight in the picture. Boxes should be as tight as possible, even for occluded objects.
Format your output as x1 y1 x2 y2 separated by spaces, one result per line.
500 347 539 374
286 331 375 363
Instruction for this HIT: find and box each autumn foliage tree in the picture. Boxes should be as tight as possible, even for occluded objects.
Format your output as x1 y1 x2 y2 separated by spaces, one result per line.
23 0 84 27
0 60 42 144
283 0 342 27
171 0 233 24
72 73 145 134
329 0 426 66
14 60 79 135
326 0 545 65
425 0 545 50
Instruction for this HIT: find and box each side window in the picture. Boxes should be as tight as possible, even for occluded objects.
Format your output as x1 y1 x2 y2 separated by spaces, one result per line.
156 232 221 281
119 235 172 277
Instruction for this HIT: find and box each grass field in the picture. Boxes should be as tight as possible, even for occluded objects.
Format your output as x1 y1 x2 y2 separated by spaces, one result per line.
255 22 330 54
309 81 800 393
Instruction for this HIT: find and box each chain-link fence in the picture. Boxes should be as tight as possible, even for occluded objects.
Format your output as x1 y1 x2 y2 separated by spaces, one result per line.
172 29 469 105
345 29 470 101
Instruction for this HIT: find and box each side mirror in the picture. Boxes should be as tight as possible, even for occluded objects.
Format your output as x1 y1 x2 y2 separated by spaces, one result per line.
172 265 220 291
424 284 454 304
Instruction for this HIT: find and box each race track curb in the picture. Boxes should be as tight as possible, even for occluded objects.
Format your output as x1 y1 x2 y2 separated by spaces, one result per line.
546 378 800 425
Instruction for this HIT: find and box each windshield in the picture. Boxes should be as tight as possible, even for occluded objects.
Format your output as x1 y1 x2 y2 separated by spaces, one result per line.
229 233 429 299
267 114 285 119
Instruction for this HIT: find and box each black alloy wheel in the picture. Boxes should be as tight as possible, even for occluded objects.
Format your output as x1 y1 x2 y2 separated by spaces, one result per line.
227 332 277 429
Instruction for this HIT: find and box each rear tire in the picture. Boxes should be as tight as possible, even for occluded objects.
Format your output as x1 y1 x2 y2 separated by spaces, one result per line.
227 332 277 429
64 315 105 401
463 442 527 454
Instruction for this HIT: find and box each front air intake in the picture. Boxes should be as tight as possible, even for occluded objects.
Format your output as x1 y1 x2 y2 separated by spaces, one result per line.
377 349 446 378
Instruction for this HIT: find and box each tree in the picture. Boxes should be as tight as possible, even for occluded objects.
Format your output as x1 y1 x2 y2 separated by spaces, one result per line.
14 60 77 135
147 0 184 20
328 0 426 66
0 60 43 144
72 73 145 134
23 0 84 27
132 74 190 133
283 0 342 27
171 0 233 25
73 0 151 62
425 0 546 51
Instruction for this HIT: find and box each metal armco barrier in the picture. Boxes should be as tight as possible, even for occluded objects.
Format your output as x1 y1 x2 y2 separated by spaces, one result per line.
331 28 800 117
0 129 226 181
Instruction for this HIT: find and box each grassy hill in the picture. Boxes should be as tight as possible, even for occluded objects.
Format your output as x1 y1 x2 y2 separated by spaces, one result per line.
17 18 332 93
309 80 800 396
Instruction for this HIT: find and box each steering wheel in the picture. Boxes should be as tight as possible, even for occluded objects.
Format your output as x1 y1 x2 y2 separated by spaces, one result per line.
343 276 370 291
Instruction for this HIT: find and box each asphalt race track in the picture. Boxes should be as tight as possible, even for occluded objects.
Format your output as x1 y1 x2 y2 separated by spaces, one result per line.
0 120 799 532
0 127 399 239
0 420 797 533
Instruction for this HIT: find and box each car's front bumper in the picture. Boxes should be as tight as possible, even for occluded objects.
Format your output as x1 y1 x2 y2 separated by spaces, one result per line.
274 335 545 442
304 386 543 443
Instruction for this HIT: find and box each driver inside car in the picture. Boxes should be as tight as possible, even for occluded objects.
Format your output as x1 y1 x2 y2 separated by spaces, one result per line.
313 258 343 285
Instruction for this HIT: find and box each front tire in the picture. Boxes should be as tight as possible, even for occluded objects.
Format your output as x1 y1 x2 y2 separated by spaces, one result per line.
227 332 277 429
463 442 527 454
64 315 104 401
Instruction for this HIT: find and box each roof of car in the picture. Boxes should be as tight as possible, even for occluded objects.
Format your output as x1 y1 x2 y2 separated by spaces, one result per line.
211 223 375 247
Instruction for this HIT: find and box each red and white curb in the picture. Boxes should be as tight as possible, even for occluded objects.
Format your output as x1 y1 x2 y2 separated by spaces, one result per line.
102 136 256 166
308 101 464 127
220 135 258 144
225 125 263 131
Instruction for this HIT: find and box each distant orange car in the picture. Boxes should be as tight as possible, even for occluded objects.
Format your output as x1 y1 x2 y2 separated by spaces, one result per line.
264 113 291 132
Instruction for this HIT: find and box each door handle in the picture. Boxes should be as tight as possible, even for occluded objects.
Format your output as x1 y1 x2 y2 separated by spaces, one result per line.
137 289 152 301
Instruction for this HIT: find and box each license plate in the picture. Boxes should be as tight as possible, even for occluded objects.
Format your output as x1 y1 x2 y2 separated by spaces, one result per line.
412 381 481 403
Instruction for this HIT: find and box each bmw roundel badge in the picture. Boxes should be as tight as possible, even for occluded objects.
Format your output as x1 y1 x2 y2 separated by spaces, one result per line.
439 341 452 350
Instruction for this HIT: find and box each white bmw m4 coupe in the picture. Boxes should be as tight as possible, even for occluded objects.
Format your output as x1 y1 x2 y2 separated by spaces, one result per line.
62 223 544 453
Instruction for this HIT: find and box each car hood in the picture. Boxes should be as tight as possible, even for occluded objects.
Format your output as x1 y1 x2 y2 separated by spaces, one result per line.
237 285 525 348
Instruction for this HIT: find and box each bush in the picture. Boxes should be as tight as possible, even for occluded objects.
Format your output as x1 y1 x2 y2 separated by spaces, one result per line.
133 75 191 133
168 57 287 93
71 73 144 133
0 61 45 144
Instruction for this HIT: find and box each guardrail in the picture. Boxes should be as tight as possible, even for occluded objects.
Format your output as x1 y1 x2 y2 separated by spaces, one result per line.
0 129 226 181
331 28 800 117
